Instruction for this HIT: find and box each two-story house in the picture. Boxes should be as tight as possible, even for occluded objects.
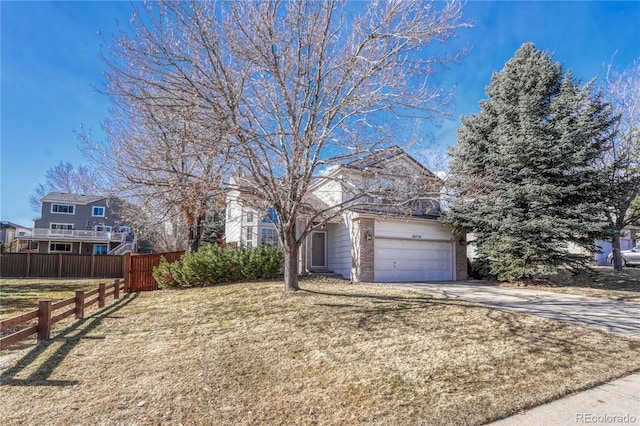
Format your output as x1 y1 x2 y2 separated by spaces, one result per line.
226 147 467 282
15 192 136 255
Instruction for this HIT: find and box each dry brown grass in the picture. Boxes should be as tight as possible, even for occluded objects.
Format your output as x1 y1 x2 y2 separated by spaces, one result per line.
2 280 640 425
498 267 640 303
0 278 119 319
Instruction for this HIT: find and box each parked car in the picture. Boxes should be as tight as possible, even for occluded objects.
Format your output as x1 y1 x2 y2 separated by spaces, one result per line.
607 246 640 267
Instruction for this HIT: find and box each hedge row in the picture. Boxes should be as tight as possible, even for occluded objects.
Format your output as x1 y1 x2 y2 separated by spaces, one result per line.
153 245 283 288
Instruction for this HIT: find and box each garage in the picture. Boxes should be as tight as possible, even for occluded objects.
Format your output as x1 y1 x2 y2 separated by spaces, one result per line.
374 238 453 282
373 220 455 282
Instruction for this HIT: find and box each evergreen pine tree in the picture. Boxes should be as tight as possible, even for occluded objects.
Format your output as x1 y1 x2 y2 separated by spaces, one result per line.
445 43 615 281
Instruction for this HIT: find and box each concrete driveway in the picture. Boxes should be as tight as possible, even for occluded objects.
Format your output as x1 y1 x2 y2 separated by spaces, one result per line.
371 281 640 339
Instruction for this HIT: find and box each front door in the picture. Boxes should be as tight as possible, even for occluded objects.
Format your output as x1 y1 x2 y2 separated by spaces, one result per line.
311 231 326 269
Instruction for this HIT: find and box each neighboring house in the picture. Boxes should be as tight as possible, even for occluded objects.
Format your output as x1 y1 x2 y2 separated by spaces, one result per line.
226 148 467 282
15 192 136 255
0 221 35 253
595 225 638 266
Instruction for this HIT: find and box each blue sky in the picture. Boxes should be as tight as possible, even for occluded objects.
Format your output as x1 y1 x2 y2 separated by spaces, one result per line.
1 1 639 227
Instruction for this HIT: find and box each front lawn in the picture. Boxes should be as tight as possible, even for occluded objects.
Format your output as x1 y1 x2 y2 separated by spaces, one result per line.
0 278 119 318
1 280 639 425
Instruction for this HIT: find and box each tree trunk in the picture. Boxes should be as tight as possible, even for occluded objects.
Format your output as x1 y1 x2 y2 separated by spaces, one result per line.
187 213 205 253
612 233 623 272
283 232 300 292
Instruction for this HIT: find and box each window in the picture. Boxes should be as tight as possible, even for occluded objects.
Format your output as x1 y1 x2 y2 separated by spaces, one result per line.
50 243 72 253
51 204 75 214
92 206 105 217
95 226 112 232
119 226 131 233
246 226 254 242
50 224 73 230
262 208 279 224
93 245 108 255
246 212 254 223
261 228 279 248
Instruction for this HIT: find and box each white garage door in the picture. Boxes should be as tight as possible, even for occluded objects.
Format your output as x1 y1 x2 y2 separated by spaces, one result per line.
374 238 453 282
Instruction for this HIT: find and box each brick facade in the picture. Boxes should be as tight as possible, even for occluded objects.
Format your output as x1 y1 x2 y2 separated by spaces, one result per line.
455 231 468 280
351 217 375 282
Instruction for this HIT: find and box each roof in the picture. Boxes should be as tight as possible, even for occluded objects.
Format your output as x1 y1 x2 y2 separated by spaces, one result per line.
40 192 106 205
0 221 29 229
344 145 406 170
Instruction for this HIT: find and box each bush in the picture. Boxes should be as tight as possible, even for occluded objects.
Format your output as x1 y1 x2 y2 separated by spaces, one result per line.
467 258 496 280
153 246 283 288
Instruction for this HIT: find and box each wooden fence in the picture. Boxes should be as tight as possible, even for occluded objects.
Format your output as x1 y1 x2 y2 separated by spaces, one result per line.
0 253 125 278
125 251 185 292
0 279 126 350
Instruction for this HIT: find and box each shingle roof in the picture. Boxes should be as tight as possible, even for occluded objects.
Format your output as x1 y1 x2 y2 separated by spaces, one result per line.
40 192 106 205
0 221 29 229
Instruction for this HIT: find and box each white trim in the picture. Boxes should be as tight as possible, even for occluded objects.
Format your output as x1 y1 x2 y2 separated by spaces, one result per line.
50 204 75 215
92 206 106 217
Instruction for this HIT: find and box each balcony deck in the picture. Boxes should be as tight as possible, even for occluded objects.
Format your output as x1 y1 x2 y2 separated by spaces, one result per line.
15 229 126 243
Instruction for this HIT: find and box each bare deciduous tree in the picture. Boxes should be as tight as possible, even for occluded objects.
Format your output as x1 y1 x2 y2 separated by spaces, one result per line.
29 162 103 212
602 59 640 270
81 86 229 252
97 0 469 290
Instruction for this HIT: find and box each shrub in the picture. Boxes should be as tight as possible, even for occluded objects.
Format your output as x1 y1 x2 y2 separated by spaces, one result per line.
153 245 283 288
468 258 496 281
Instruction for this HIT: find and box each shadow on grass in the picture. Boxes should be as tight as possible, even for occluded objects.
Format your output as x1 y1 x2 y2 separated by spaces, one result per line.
0 293 139 387
303 287 486 331
0 280 112 317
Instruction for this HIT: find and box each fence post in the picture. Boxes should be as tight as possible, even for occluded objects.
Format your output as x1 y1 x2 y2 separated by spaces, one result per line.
99 283 106 308
75 291 85 319
26 252 31 278
58 253 63 278
114 279 120 299
37 300 52 341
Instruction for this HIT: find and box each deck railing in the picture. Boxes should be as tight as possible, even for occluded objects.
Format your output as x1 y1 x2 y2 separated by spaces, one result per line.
15 229 126 242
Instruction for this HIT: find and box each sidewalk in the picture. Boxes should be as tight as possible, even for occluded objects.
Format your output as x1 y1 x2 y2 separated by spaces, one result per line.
489 373 640 426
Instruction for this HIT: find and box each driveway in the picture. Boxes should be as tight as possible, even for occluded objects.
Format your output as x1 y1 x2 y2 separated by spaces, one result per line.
371 281 640 339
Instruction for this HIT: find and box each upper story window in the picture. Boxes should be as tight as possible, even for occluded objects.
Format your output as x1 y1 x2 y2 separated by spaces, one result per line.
246 212 254 223
262 208 279 224
51 204 75 214
95 225 112 232
119 226 131 233
92 206 106 217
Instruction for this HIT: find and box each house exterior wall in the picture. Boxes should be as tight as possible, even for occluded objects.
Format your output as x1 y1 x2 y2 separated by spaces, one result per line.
326 221 352 278
34 197 128 231
313 174 345 207
224 189 242 245
351 217 375 282
455 231 468 280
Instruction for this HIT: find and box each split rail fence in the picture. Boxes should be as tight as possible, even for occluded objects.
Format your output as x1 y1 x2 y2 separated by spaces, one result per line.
0 279 126 350
0 251 188 349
